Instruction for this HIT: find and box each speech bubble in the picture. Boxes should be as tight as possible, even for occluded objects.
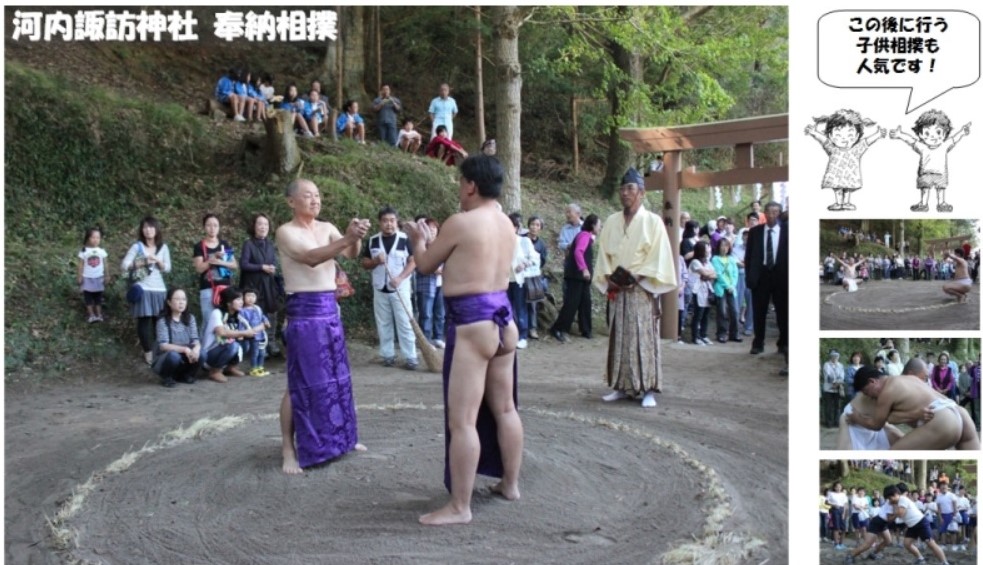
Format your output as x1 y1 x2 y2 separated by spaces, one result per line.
818 10 980 113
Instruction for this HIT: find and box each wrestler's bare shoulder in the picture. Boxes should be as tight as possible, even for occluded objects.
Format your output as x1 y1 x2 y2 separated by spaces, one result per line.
448 207 513 239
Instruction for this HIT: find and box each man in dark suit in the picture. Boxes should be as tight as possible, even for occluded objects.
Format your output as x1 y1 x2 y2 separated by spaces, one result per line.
744 201 788 356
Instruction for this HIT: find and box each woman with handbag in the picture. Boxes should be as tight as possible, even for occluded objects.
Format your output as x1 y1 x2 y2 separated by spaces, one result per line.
193 213 238 328
121 216 172 365
240 213 283 356
550 214 600 343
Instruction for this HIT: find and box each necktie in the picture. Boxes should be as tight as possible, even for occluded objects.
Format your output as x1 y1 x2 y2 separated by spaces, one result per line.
766 228 775 269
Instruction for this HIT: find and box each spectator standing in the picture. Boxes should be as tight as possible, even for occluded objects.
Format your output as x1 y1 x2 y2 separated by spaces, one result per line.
821 350 845 427
372 84 402 146
550 214 600 343
557 203 583 252
428 83 458 139
525 215 548 340
122 216 172 365
507 212 539 350
239 213 283 357
77 227 108 323
361 206 418 369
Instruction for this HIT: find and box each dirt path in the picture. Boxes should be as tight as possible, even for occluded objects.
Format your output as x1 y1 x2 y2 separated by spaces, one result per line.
5 334 788 564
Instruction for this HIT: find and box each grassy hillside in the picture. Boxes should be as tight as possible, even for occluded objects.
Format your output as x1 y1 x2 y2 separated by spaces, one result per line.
4 54 768 379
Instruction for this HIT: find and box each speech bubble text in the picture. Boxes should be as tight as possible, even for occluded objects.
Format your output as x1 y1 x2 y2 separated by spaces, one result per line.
818 10 980 113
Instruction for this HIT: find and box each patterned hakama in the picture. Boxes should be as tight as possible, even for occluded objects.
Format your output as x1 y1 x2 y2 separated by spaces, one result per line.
606 286 663 395
284 292 359 468
442 291 518 492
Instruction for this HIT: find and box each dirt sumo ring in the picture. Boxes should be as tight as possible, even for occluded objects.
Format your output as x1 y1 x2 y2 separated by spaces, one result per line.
50 405 764 564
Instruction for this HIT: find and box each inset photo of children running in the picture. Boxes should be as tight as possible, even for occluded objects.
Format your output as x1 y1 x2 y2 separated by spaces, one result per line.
820 460 977 564
819 338 980 451
819 220 980 331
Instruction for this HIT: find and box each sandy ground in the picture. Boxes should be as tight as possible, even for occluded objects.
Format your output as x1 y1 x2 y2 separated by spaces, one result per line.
5 330 788 564
819 280 980 331
818 537 977 564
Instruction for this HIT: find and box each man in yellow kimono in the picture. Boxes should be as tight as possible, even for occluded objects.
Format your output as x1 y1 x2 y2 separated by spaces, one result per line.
594 168 677 408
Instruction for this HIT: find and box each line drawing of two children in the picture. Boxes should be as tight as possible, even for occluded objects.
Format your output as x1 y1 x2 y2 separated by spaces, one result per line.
806 108 971 212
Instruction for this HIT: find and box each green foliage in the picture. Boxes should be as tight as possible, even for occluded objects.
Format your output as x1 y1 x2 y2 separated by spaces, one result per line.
522 6 788 170
820 220 978 257
822 468 910 496
4 62 214 243
819 338 980 366
3 64 462 377
823 463 976 496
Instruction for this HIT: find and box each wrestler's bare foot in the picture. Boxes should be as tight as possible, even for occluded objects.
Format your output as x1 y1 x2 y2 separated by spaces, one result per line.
490 481 520 501
224 366 245 377
282 447 303 475
419 503 472 526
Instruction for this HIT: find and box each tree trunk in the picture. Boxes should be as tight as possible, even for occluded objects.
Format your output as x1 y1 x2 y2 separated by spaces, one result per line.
324 6 368 103
898 338 910 361
839 460 850 478
601 21 642 198
492 6 523 213
475 7 486 145
264 110 302 176
916 460 927 490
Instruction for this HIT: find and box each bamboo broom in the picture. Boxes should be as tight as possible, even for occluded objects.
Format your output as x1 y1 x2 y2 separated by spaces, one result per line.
387 267 443 373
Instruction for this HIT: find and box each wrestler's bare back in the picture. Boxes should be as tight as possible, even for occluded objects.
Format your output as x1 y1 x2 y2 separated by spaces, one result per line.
277 220 344 293
951 256 970 280
435 205 516 297
879 376 951 425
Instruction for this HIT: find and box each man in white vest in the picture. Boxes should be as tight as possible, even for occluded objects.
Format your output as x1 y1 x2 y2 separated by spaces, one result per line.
361 206 418 369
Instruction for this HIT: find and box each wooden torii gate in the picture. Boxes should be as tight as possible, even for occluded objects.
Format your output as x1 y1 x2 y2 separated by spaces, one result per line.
923 235 973 247
619 114 789 339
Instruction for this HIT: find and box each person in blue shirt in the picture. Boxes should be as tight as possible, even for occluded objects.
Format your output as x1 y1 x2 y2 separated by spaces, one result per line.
304 90 329 137
232 69 256 123
245 71 267 122
277 83 314 138
336 99 366 143
214 68 247 122
428 83 458 139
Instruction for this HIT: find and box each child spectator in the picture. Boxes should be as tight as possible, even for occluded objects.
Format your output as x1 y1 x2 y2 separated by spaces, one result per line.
412 216 444 349
277 83 314 138
233 69 256 122
214 67 247 122
305 90 329 138
239 288 271 377
245 71 267 121
77 226 108 323
258 73 276 104
425 125 468 166
397 119 422 153
336 99 366 143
